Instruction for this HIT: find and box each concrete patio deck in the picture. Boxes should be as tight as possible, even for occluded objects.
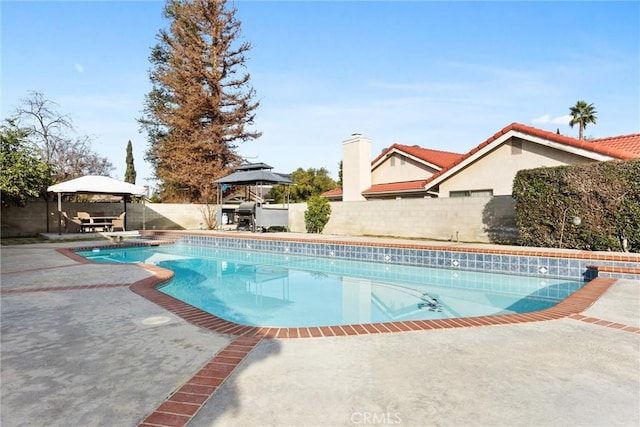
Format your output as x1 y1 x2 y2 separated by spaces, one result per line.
1 237 638 426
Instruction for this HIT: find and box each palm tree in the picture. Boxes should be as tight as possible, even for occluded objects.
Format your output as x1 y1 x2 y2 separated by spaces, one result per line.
569 100 597 140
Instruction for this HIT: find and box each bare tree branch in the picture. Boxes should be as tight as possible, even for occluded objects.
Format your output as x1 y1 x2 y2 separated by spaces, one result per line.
10 91 114 182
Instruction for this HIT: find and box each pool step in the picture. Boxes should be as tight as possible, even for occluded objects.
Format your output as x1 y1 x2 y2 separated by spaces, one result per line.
101 231 140 243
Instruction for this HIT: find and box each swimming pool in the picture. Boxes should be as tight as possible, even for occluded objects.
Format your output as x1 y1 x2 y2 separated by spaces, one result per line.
77 243 585 327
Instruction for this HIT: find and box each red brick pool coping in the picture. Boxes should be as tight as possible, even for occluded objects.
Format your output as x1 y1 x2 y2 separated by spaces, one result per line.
130 274 637 427
54 244 639 427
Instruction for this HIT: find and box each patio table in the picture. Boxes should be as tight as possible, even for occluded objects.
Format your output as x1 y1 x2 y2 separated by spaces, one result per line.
78 216 118 232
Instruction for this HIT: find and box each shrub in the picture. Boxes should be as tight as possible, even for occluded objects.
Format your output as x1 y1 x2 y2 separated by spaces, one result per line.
198 203 218 230
513 159 640 252
304 195 331 233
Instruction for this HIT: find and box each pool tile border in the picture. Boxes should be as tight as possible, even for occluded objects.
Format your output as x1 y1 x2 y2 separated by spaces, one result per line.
141 231 640 281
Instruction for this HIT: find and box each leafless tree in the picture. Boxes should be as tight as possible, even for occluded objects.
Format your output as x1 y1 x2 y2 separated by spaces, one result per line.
14 91 72 164
10 91 113 182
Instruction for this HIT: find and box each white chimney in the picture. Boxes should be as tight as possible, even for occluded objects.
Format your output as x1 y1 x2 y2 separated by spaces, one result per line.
342 133 371 201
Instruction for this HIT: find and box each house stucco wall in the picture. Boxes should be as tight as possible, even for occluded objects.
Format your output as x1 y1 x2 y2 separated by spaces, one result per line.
371 153 439 185
438 137 597 196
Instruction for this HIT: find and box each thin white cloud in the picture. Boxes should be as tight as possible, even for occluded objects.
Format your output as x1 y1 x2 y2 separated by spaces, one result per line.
531 114 551 124
368 80 464 93
441 60 559 97
551 115 572 125
531 114 571 125
74 63 84 73
249 93 515 174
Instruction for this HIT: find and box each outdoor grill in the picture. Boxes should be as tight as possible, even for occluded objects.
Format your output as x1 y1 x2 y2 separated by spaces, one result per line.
235 202 256 231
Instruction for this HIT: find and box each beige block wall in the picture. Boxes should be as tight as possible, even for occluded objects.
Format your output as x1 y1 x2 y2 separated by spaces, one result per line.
3 198 517 244
139 203 208 230
287 196 517 243
1 202 210 237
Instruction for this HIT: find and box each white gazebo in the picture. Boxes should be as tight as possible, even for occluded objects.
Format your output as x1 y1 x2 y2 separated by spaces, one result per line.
47 175 147 234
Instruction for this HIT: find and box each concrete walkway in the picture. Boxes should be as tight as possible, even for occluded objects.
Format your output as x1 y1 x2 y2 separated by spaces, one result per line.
1 241 230 426
1 239 638 426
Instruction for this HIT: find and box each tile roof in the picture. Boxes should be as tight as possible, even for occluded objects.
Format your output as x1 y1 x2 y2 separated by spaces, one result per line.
322 188 343 197
372 143 463 169
421 123 639 189
362 180 429 195
322 180 432 197
322 123 639 199
591 133 640 156
462 123 638 164
508 123 639 159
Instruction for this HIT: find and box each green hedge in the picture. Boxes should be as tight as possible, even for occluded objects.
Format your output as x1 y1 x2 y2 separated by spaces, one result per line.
512 159 640 252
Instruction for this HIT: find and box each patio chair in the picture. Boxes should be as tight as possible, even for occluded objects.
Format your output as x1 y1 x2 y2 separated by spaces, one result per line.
111 212 126 232
62 212 83 233
76 211 94 232
76 211 91 221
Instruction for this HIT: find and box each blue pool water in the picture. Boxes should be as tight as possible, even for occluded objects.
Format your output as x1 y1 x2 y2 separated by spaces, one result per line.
77 243 585 327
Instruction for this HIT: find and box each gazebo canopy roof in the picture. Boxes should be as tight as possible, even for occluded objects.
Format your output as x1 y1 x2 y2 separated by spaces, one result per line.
235 162 274 171
215 163 293 186
47 175 147 196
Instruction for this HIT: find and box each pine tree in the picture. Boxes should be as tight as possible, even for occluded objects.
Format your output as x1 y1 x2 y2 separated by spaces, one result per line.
124 140 137 184
139 0 261 202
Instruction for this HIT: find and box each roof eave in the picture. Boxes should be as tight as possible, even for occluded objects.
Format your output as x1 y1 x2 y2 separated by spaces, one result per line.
363 188 429 196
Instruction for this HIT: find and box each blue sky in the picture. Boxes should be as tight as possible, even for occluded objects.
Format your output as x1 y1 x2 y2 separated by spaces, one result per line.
2 1 639 187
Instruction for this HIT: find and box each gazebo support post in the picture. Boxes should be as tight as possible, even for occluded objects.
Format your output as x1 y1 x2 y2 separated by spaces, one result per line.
216 185 222 230
142 195 146 231
123 196 128 231
57 193 62 235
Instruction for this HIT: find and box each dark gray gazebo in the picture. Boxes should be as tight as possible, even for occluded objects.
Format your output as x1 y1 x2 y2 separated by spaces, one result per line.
215 162 293 203
215 162 293 186
214 163 294 231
